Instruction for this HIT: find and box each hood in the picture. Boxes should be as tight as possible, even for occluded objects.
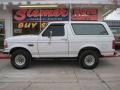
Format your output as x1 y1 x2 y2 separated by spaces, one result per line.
6 35 38 42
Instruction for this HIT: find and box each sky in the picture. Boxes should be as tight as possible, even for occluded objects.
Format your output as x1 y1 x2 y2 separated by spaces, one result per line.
105 8 120 20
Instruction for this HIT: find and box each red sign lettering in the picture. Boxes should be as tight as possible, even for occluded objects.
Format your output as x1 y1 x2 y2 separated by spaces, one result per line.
13 9 68 21
14 9 27 21
72 8 98 21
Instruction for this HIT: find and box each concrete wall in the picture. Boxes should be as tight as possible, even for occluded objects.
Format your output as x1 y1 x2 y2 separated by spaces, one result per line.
0 8 12 38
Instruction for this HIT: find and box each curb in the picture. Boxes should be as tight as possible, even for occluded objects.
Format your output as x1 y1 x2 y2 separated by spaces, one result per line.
0 57 10 59
0 53 10 59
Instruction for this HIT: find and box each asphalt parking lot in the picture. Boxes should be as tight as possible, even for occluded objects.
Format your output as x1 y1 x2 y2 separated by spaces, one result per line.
0 57 120 90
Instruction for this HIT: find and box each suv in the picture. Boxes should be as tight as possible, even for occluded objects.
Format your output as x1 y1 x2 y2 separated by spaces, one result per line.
4 21 115 69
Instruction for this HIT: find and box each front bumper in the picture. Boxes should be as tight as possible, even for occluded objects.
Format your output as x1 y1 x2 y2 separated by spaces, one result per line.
3 49 10 55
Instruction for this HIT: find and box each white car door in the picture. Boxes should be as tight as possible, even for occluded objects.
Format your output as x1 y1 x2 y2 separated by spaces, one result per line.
38 23 68 57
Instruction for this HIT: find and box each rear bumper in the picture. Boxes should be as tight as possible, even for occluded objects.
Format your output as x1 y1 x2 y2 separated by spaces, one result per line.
101 51 120 57
114 50 120 56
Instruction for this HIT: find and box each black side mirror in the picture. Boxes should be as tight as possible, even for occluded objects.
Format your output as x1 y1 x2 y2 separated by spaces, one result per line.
48 30 52 40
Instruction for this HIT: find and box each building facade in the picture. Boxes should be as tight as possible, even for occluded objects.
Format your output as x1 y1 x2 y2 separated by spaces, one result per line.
0 0 120 49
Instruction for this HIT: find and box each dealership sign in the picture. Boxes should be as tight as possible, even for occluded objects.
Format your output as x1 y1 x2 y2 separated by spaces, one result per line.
13 9 69 21
12 8 98 35
71 8 98 21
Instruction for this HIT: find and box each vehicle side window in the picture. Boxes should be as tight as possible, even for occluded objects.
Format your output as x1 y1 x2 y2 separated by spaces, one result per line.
71 23 108 35
42 24 65 36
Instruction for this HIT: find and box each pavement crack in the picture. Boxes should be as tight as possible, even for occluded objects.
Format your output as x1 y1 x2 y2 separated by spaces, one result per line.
23 82 32 90
93 70 111 90
72 67 79 83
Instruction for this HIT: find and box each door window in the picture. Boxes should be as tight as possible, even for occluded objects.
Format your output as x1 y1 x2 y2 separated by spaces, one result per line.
42 24 65 37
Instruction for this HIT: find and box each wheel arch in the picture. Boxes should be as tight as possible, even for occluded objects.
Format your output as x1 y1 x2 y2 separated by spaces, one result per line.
10 47 32 58
78 47 101 57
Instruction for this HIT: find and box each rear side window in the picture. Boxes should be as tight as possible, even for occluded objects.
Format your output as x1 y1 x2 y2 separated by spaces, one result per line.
71 23 108 35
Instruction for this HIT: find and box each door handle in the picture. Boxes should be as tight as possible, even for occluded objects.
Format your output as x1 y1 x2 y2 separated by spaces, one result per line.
28 44 34 46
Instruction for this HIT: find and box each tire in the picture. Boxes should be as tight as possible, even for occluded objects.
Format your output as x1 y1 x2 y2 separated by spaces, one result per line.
11 49 31 69
78 50 99 69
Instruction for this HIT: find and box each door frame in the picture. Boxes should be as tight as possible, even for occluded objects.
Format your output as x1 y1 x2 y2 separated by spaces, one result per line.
38 23 69 57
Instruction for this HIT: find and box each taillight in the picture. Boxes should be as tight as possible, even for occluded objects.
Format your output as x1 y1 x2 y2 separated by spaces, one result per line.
112 40 116 49
4 40 8 48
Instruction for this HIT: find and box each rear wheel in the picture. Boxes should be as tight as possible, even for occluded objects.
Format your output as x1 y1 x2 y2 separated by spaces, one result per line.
11 49 31 69
78 50 99 69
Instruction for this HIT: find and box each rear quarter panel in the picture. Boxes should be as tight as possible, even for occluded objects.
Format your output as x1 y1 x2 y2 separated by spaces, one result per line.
67 22 115 57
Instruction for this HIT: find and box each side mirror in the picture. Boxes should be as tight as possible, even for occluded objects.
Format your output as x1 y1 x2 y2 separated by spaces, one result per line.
48 30 52 40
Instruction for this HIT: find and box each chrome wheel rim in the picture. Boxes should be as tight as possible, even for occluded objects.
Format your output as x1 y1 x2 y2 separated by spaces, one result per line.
84 55 95 66
15 55 26 66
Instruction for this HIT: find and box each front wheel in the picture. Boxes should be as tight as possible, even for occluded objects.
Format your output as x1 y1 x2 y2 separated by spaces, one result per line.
78 50 99 69
11 50 31 69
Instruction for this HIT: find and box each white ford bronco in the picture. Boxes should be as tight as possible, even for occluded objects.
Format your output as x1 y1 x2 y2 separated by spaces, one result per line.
4 21 115 69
